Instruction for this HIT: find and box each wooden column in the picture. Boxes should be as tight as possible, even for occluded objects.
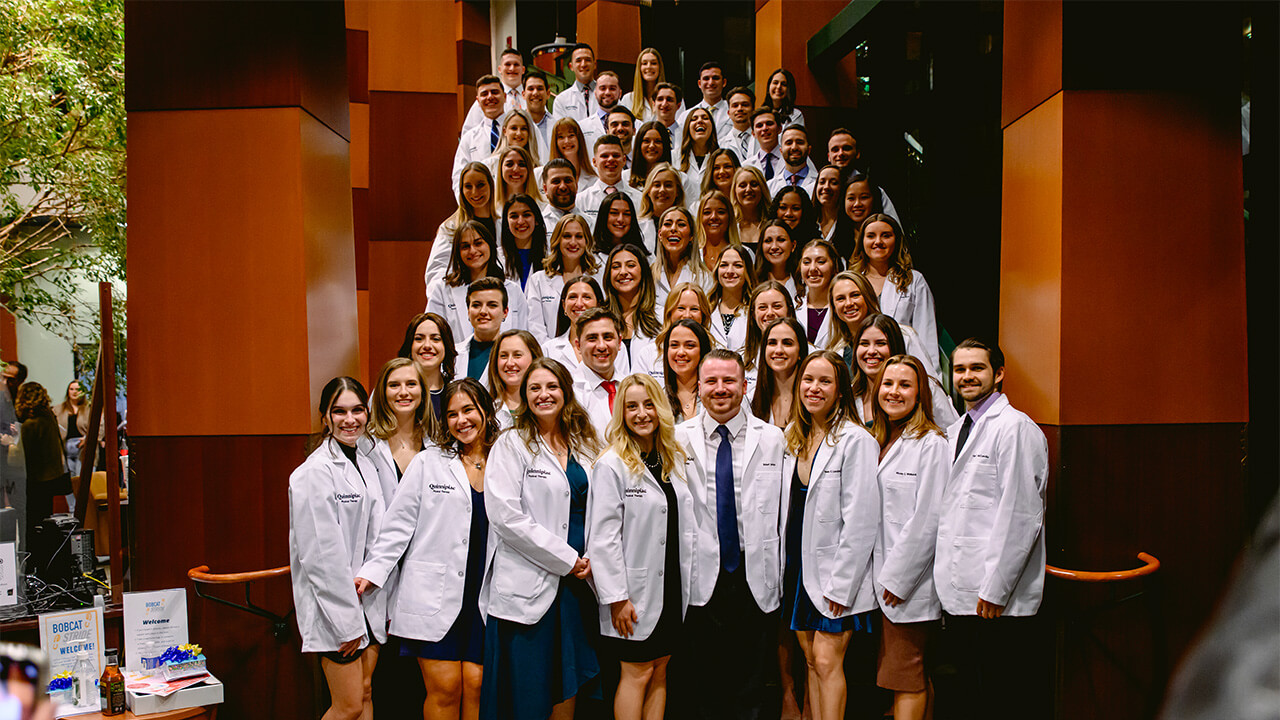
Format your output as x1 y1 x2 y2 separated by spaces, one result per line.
1001 2 1247 716
754 0 858 145
125 3 354 718
577 0 641 77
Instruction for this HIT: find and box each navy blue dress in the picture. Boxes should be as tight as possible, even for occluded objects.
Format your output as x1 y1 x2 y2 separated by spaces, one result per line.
398 485 488 663
783 465 874 634
481 455 601 720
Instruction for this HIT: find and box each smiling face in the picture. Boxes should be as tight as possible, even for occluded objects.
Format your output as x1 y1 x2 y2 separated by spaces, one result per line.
622 384 659 441
862 220 897 266
468 289 509 340
781 128 809 168
594 142 625 184
878 363 919 423
800 245 834 290
670 289 704 323
640 128 665 163
831 277 868 327
477 81 504 118
563 282 599 322
845 181 875 225
728 91 753 127
67 381 83 401
828 132 858 168
411 319 446 372
639 52 660 82
855 325 891 378
523 77 548 114
655 89 678 123
496 335 536 391
952 347 1003 407
734 168 762 206
753 288 789 328
501 151 529 189
384 365 423 418
711 154 737 191
666 326 702 379
647 171 678 213
446 389 485 447
716 248 747 293
504 115 529 148
799 357 838 420
698 67 725 103
606 197 633 238
609 250 642 296
768 71 788 103
761 225 794 269
753 112 778 148
659 209 692 259
701 197 729 240
499 53 525 87
524 368 565 424
595 74 621 109
557 219 588 263
543 167 577 210
815 167 841 207
506 201 537 241
688 109 713 142
457 229 491 276
575 317 620 377
698 356 744 423
776 192 803 229
570 47 595 85
461 169 491 210
607 113 634 146
327 389 368 447
763 323 801 376
556 126 579 157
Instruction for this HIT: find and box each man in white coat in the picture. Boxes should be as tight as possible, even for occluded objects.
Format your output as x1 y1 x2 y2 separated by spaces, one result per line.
451 75 506 195
935 338 1050 719
571 308 624 434
576 135 642 231
689 62 734 142
551 43 597 122
673 348 787 720
459 47 525 134
765 125 817 199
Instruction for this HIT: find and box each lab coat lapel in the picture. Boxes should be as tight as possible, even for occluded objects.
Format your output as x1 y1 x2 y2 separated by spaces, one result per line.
447 456 472 495
879 282 902 318
326 438 368 494
685 418 710 504
952 394 1010 468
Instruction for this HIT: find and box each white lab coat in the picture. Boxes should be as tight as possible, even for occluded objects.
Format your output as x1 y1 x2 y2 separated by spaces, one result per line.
708 309 748 354
552 81 597 122
576 181 643 233
900 324 943 384
935 394 1048 617
461 83 523 135
879 270 939 377
675 411 788 611
796 297 833 350
289 437 389 652
452 119 501 196
424 219 459 295
586 450 700 640
781 421 881 617
524 266 607 347
454 338 493 389
874 432 948 623
425 279 528 340
358 449 481 642
652 263 707 312
545 334 583 377
629 337 665 382
478 431 585 624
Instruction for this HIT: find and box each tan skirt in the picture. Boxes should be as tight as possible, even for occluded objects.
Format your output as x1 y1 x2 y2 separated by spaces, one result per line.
876 618 938 692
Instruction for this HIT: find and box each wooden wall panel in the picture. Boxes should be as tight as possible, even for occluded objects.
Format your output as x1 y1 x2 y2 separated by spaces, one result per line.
368 91 457 242
1059 91 1246 426
345 0 368 31
353 187 370 290
999 92 1063 425
131 434 313 720
368 239 432 369
349 102 370 188
346 29 369 103
754 0 782 104
124 0 349 138
577 0 640 65
1001 0 1062 128
128 108 314 437
367 0 458 94
0 308 16 360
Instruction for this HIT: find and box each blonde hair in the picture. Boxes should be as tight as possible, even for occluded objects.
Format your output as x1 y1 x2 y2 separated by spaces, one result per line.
486 330 543 405
368 358 435 442
638 163 686 219
450 162 496 227
629 47 667 117
543 214 600 276
661 281 712 330
827 271 882 353
784 350 862 457
869 354 944 446
548 117 596 179
494 109 541 165
731 165 771 224
494 146 545 207
605 373 686 482
698 190 741 247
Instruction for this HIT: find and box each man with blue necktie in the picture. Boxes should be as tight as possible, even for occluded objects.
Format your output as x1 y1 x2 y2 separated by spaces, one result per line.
746 107 783 183
450 75 507 195
673 349 787 720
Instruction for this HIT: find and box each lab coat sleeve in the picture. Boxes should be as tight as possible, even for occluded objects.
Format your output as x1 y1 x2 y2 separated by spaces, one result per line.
585 455 630 605
930 377 960 428
358 453 430 588
979 420 1049 606
484 433 580 577
909 272 940 377
290 466 365 643
878 435 948 600
823 431 881 607
507 280 530 331
526 274 552 345
425 280 448 320
425 221 456 296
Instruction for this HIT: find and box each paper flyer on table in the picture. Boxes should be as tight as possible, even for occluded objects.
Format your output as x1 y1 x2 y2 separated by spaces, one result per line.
123 588 188 670
0 542 16 606
123 670 211 697
39 607 106 719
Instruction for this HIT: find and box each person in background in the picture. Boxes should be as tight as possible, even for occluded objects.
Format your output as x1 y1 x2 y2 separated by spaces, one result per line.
367 358 433 505
427 220 508 338
522 72 553 163
578 71 623 148
527 213 600 345
572 308 625 433
747 108 783 182
754 221 801 303
553 43 597 123
707 245 756 355
544 276 604 374
607 107 638 161
398 312 458 422
831 174 884 261
16 383 66 547
426 163 497 294
658 318 712 422
826 128 900 221
732 165 769 248
750 317 808 430
701 147 742 202
762 69 804 128
487 330 542 430
812 166 843 243
499 194 548 290
653 82 683 144
622 48 684 123
850 214 939 376
935 339 1049 720
604 244 664 368
544 120 596 194
587 373 699 720
289 377 387 720
461 47 526 134
697 191 739 268
358 378 501 720
828 271 944 386
540 159 580 229
628 122 675 192
871 354 948 720
577 136 643 231
630 282 715 381
639 165 688 255
456 278 512 384
493 146 544 210
592 192 646 258
689 62 734 141
652 206 708 308
770 186 820 252
480 357 603 720
766 125 816 199
743 280 797 384
678 107 720 191
796 239 843 349
453 76 509 195
723 86 757 163
56 379 87 481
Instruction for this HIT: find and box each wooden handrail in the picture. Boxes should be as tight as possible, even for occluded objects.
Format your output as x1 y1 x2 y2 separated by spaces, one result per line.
1046 552 1160 583
187 565 291 585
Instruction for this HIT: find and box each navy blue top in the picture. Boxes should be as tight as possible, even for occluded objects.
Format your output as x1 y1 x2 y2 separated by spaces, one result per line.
566 456 589 554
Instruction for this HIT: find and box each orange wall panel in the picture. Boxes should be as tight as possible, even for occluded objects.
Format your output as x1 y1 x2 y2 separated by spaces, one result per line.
358 289 370 387
368 0 457 94
755 0 782 104
1059 91 1246 425
129 108 316 436
346 0 369 31
1002 0 1063 128
578 0 639 65
999 92 1064 426
368 240 433 371
350 101 369 188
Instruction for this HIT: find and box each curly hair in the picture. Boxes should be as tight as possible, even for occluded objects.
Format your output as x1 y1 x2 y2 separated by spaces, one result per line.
15 382 52 422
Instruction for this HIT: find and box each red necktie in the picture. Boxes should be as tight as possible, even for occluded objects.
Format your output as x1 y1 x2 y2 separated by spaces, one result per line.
790 173 800 186
602 380 617 412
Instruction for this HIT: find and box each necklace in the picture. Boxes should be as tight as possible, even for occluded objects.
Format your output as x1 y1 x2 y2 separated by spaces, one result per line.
463 453 485 471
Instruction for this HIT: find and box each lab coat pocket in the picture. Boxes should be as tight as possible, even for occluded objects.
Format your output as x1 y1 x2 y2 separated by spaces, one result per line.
400 560 446 617
493 552 546 600
883 480 917 526
958 461 998 509
949 537 985 592
758 503 781 539
626 568 649 614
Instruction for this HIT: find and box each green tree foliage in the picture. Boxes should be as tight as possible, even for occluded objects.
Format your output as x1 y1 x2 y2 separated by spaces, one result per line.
0 0 125 338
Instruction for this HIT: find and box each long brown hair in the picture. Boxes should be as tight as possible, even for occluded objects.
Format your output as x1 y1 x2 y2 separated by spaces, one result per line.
850 313 907 399
486 330 543 403
750 317 807 420
849 213 914 294
785 350 860 457
827 271 881 353
869 355 944 446
743 280 796 371
511 357 602 459
307 376 369 455
437 378 503 456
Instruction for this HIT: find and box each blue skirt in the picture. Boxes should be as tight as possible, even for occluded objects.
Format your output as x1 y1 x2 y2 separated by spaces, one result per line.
480 577 601 720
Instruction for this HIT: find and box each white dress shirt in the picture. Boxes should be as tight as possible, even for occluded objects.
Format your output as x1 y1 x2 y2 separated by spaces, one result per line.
766 159 818 199
746 145 784 182
575 367 621 434
701 409 748 547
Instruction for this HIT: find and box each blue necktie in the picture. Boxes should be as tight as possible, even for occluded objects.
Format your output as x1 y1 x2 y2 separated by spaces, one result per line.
715 424 741 574
489 118 500 152
763 153 775 181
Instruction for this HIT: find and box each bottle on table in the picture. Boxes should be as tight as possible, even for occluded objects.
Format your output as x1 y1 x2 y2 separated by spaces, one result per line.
100 649 126 715
71 648 97 707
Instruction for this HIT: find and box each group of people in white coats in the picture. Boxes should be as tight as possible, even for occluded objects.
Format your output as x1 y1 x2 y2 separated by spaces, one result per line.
288 37 1050 720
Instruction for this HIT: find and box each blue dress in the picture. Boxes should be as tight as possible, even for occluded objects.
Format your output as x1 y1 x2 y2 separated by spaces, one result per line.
783 465 874 634
481 455 601 720
398 485 488 663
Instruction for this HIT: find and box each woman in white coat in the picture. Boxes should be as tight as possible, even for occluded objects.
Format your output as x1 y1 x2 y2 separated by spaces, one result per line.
706 244 756 355
367 358 435 504
796 239 842 350
781 352 881 720
485 330 542 430
526 214 602 345
425 163 497 294
651 206 709 309
630 282 713 380
479 358 604 720
754 221 802 305
851 314 958 429
543 277 604 376
289 377 387 720
398 312 459 422
869 355 948 720
357 379 501 720
426 221 527 339
659 319 713 422
586 374 699 720
850 214 939 375
828 271 942 383
749 317 808 429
